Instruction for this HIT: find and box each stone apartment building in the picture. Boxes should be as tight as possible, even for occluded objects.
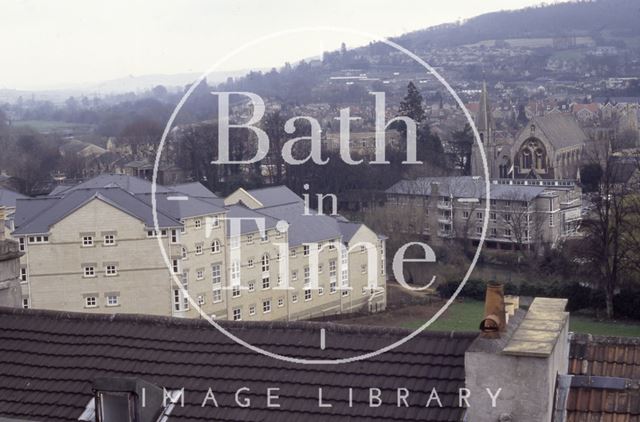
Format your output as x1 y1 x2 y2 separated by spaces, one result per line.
11 175 386 320
384 176 582 250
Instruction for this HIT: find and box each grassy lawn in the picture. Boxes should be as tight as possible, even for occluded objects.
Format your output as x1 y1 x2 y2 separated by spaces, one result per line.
402 300 640 338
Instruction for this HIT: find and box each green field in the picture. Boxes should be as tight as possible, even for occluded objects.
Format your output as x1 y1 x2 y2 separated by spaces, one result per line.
403 300 640 338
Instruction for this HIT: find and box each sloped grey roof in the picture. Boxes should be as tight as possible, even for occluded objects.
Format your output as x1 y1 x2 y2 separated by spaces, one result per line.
51 174 173 197
13 188 180 235
530 114 588 149
338 221 363 243
169 182 218 199
386 176 546 201
257 202 342 247
0 188 27 208
135 192 226 220
246 186 302 208
225 204 279 235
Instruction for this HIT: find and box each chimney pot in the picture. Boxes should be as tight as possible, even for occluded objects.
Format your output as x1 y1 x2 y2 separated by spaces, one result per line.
480 283 506 338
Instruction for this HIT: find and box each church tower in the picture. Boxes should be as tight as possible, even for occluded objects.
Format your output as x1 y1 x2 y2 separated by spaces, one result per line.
470 82 496 178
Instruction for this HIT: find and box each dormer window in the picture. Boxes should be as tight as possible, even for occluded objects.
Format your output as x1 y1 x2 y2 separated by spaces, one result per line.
87 377 176 422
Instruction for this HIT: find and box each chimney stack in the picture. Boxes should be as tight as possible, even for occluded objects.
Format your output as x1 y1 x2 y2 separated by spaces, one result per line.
479 282 506 338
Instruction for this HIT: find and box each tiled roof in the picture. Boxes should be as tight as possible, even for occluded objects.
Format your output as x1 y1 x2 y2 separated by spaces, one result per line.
0 188 27 209
529 114 588 150
0 306 476 422
246 186 303 208
169 182 218 199
256 202 343 247
386 177 546 201
565 334 640 421
13 188 181 235
50 174 173 196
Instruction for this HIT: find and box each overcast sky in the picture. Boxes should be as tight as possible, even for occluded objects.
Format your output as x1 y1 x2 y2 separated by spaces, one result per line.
2 0 559 90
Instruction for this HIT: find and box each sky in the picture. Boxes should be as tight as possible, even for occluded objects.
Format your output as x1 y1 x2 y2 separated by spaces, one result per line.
1 0 561 90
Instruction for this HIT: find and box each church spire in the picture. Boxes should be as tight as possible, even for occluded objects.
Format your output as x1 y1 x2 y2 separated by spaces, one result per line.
476 81 493 135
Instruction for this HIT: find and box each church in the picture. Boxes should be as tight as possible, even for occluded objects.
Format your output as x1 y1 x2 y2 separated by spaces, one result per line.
470 84 588 180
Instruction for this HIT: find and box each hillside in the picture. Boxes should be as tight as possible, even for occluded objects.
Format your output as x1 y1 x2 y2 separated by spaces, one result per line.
395 0 640 49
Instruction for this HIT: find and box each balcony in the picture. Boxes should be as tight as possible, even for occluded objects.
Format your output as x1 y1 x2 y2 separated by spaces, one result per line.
437 201 452 210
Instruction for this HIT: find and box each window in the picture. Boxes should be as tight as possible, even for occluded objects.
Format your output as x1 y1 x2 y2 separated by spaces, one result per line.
292 270 298 281
360 245 366 254
304 289 312 301
248 281 255 292
22 297 29 309
361 264 367 274
490 228 497 237
181 247 188 260
106 295 119 306
292 294 298 303
476 227 483 235
233 308 242 321
197 295 205 305
262 299 271 313
194 219 202 229
230 260 240 282
173 278 189 311
170 229 178 244
210 215 220 228
290 249 297 258
318 264 323 274
328 242 336 251
249 305 256 316
490 199 497 206
506 201 511 207
505 228 512 237
19 237 25 251
261 231 269 242
329 260 337 277
278 297 284 307
262 276 270 290
490 212 497 222
463 211 470 219
146 229 167 238
330 281 337 294
196 269 204 280
105 265 118 276
303 245 310 256
20 267 27 282
85 296 97 308
103 234 116 246
304 266 310 285
195 244 203 255
213 289 222 303
232 285 240 298
28 235 49 244
83 266 96 278
247 258 255 268
247 234 254 244
261 254 270 272
171 259 180 274
342 289 350 297
476 212 483 220
318 287 324 296
549 214 554 227
211 239 221 254
82 236 94 247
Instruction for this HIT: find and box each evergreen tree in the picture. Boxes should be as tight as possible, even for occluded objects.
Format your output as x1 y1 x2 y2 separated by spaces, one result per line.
398 82 426 123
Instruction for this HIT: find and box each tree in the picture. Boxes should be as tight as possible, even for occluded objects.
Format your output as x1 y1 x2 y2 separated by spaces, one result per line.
450 124 474 175
580 154 640 318
398 82 425 123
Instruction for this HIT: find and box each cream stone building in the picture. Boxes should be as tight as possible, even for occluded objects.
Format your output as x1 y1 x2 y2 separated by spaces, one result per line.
12 175 386 320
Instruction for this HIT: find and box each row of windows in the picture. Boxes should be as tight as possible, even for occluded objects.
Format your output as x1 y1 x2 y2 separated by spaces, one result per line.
82 264 119 278
84 294 119 308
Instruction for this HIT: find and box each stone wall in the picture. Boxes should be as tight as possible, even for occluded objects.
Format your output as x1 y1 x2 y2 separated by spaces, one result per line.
0 239 22 308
